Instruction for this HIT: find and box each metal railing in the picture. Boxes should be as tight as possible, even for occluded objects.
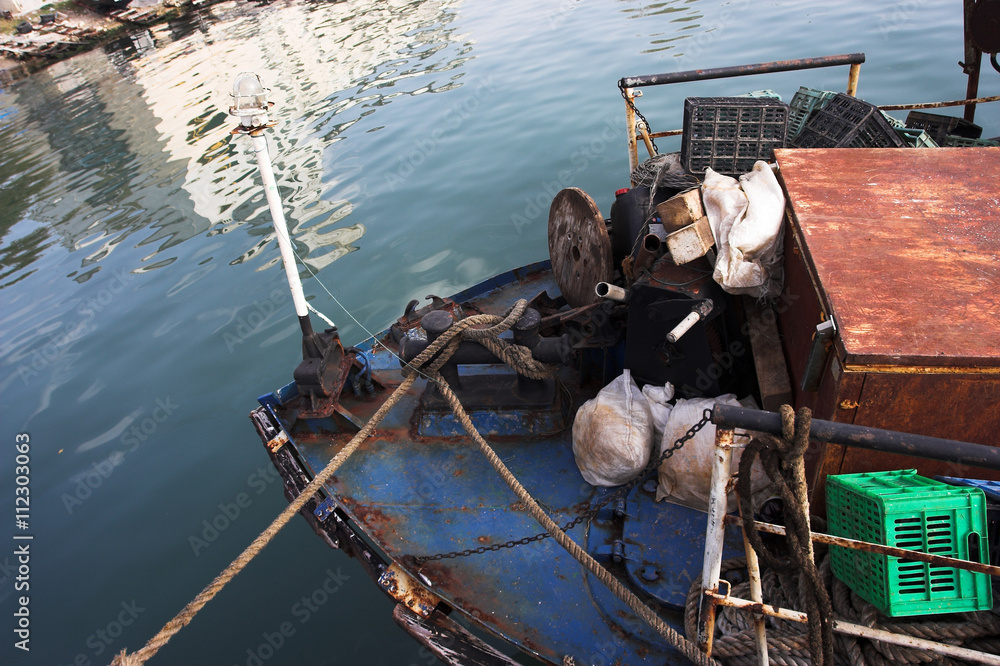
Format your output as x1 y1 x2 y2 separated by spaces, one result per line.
619 53 866 173
697 404 1000 666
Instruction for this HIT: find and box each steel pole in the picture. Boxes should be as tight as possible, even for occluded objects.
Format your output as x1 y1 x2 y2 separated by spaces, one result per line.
250 132 310 321
697 426 735 656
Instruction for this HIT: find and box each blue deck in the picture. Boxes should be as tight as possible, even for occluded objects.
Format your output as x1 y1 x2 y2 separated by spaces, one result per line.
260 263 745 664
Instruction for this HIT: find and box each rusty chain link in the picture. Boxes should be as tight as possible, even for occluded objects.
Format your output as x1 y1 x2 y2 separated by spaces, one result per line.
414 408 713 564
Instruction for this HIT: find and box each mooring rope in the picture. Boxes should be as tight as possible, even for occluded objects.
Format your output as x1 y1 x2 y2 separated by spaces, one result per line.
428 364 720 666
109 306 518 666
685 529 1000 665
736 405 834 666
113 299 718 665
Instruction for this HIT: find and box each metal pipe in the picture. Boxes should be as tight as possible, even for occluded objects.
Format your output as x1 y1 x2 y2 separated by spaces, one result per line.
736 500 770 666
619 53 866 89
723 516 1000 577
846 62 861 96
706 592 1000 665
251 132 310 321
879 94 1000 111
633 233 662 274
711 404 1000 471
624 87 639 177
595 282 628 302
963 0 982 122
666 300 713 344
638 122 656 158
697 427 735 656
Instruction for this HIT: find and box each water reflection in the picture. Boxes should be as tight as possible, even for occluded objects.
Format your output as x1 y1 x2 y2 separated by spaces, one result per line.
0 0 471 283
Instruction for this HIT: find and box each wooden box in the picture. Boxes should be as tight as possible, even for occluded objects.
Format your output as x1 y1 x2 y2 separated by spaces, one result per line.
772 148 1000 509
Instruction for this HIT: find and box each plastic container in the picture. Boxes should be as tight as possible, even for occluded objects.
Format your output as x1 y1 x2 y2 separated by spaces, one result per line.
827 469 992 617
936 477 1000 579
787 87 836 140
880 111 906 129
610 186 650 267
736 90 783 99
681 97 789 176
940 135 1000 147
793 93 907 149
905 111 982 143
896 128 939 148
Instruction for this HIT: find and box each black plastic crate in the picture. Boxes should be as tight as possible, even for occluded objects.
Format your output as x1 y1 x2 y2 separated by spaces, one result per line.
905 111 982 144
937 477 1000 577
792 93 907 149
681 97 789 176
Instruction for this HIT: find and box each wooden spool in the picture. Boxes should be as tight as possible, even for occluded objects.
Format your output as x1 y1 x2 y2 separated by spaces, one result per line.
547 188 613 308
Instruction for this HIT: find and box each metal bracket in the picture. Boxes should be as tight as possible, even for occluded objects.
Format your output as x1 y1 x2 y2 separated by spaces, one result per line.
314 497 338 522
378 563 441 618
250 406 289 453
800 318 837 392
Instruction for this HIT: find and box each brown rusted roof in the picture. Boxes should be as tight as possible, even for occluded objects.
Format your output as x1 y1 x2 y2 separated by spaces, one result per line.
775 147 1000 368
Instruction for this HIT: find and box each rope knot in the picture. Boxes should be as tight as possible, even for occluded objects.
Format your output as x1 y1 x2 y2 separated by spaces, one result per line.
737 404 834 666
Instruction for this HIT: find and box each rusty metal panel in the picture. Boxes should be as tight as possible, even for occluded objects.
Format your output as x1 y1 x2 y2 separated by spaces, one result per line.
774 207 829 410
841 372 1000 482
808 369 865 513
774 147 1000 369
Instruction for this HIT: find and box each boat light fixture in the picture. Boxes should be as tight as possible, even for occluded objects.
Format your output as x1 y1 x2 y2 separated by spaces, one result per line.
230 71 270 129
227 71 344 416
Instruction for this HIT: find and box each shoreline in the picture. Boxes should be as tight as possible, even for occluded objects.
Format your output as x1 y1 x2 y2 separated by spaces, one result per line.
0 0 197 85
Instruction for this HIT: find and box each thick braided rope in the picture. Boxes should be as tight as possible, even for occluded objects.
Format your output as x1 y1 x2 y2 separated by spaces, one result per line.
471 334 553 380
737 405 834 666
427 367 719 666
110 370 417 666
688 551 1000 666
111 302 531 666
110 368 419 666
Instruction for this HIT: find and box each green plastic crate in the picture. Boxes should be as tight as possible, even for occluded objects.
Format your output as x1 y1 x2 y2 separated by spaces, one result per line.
880 111 906 129
787 87 835 140
896 127 939 148
941 135 1000 147
827 469 992 617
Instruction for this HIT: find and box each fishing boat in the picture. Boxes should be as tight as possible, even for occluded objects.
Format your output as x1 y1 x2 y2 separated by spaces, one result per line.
245 45 1000 666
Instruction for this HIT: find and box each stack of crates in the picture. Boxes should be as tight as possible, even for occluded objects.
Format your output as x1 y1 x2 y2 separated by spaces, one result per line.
896 127 939 148
940 135 1000 147
680 97 789 176
786 87 836 141
792 93 907 149
905 111 982 144
937 476 1000 598
827 469 992 617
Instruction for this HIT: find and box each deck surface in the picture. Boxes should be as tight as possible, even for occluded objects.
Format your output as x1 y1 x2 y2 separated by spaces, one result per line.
277 264 743 665
775 147 1000 368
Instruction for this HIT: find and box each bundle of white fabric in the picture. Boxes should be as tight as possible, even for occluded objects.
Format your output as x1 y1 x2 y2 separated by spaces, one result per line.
702 161 786 299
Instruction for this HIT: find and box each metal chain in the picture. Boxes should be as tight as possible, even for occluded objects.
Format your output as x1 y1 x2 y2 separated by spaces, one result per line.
619 82 658 154
414 408 714 564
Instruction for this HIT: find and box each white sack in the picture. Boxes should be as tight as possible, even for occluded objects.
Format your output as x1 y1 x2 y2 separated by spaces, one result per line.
572 370 654 487
641 382 675 444
656 394 774 512
702 161 785 298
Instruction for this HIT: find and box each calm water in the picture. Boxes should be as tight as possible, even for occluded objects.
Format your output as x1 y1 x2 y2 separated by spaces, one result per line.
1 1 996 664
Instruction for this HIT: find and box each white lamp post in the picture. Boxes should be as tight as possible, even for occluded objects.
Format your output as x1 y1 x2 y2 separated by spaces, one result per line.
229 72 343 413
